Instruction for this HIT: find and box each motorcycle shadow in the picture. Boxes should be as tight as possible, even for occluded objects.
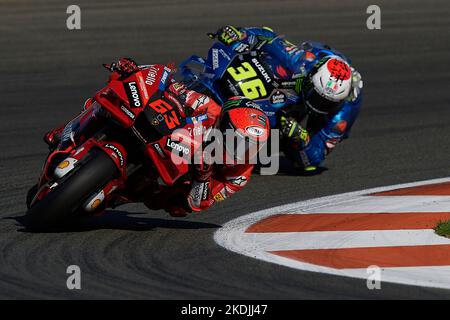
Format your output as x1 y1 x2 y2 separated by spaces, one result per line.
10 211 221 233
255 155 328 176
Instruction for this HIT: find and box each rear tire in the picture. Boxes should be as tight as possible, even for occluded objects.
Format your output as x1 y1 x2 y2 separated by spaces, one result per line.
25 149 117 231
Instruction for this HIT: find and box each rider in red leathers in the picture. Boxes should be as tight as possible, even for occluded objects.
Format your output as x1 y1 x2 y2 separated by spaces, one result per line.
44 58 270 217
161 81 265 216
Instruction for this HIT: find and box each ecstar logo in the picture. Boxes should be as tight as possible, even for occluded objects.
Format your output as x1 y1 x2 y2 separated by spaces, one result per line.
120 105 135 120
212 49 219 70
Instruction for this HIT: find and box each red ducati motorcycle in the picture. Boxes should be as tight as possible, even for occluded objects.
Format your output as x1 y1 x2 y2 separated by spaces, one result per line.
25 64 210 230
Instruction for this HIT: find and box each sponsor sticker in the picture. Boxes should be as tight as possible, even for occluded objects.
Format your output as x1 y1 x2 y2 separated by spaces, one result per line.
104 144 124 167
124 81 142 108
120 105 136 120
152 143 166 158
91 199 102 210
234 43 250 53
151 113 164 126
245 100 263 111
58 160 70 169
193 114 208 123
212 49 219 70
214 192 225 202
145 65 159 86
270 90 287 104
202 181 210 200
251 58 272 83
219 49 231 61
158 68 170 91
165 138 190 156
136 73 149 100
245 125 265 137
226 79 240 96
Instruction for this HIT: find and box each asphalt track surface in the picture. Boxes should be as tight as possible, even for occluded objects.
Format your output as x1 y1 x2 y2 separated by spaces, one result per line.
1 0 450 299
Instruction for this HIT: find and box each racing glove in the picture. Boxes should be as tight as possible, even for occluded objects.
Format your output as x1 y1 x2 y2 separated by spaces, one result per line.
208 25 244 45
103 57 139 76
279 116 310 148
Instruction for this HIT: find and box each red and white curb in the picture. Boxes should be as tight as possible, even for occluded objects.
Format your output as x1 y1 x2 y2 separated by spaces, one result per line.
214 178 450 289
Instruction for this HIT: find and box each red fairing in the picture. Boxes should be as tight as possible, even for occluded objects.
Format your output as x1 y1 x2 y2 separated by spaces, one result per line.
95 64 173 128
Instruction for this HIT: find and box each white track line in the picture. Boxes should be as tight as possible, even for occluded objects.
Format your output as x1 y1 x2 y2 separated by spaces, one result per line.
214 177 450 290
298 196 450 213
237 230 450 251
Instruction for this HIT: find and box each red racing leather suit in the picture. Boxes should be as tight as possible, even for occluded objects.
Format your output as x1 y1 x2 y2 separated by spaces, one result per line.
154 82 254 216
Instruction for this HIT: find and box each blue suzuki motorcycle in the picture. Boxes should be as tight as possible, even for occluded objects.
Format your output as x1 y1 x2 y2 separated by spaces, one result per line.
178 38 349 128
178 40 302 128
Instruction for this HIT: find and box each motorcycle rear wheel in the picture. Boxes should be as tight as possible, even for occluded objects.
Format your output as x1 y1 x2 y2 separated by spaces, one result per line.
25 149 117 231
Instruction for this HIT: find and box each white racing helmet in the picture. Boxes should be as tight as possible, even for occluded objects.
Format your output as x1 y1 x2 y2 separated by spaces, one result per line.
302 56 352 115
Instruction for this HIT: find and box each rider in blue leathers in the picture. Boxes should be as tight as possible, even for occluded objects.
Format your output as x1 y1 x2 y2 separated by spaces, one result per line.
210 26 363 172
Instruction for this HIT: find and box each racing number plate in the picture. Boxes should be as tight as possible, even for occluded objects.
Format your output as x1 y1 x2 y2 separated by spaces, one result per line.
143 96 186 136
219 55 274 100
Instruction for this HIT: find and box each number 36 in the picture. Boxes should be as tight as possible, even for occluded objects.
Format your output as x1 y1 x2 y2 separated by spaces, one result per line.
226 62 267 100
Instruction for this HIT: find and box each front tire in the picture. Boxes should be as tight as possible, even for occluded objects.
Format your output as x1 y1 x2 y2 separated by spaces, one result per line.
25 149 117 231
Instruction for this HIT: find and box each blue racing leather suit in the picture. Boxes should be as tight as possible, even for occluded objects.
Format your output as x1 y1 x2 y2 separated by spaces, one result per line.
216 26 363 169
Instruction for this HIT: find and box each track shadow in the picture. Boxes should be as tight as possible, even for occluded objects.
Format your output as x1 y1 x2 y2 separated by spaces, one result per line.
255 155 328 176
8 211 221 233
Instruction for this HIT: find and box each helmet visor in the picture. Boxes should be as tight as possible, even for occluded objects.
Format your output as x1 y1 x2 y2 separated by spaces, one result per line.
304 88 343 115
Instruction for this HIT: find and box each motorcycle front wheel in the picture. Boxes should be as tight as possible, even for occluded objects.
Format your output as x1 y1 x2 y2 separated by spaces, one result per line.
25 149 117 231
